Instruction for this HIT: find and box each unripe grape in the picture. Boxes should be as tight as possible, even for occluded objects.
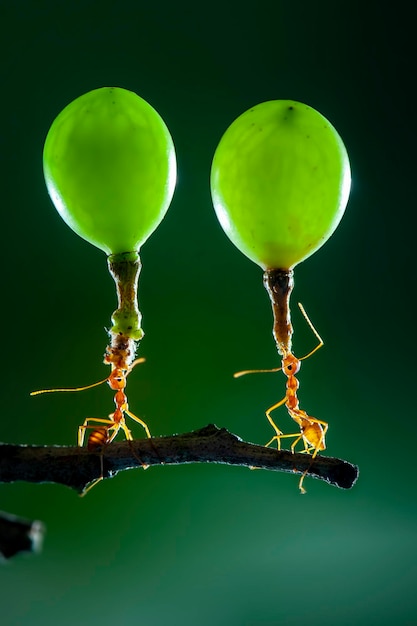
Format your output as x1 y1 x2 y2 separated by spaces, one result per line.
43 87 176 255
211 100 351 269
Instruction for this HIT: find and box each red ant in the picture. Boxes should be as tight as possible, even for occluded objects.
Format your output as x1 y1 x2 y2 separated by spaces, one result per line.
234 303 327 493
31 355 150 447
31 352 151 494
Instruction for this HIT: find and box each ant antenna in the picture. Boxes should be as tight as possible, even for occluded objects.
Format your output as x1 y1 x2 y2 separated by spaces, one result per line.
30 378 108 396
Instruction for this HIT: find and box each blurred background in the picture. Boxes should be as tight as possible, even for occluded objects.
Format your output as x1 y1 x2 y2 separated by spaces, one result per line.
1 1 415 624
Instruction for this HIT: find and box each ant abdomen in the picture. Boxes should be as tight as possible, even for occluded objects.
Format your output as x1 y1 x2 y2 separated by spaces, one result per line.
87 427 109 451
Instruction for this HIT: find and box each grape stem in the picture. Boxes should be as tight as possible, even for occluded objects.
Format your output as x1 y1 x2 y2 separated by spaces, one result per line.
107 251 144 368
263 268 294 356
0 425 358 495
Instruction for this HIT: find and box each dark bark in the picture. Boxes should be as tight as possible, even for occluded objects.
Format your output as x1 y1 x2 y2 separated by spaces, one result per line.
0 425 358 495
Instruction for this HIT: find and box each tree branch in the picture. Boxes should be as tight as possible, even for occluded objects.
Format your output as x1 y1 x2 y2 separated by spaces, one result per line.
0 424 358 494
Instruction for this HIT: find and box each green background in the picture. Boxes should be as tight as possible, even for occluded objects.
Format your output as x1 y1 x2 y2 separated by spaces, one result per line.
1 2 414 625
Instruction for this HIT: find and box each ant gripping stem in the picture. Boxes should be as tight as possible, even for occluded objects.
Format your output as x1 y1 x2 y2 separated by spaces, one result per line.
30 253 152 494
264 269 327 493
31 252 151 453
236 269 328 494
31 357 150 442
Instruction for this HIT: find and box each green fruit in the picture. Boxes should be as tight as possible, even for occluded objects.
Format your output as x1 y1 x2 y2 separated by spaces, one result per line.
44 87 176 255
211 100 351 269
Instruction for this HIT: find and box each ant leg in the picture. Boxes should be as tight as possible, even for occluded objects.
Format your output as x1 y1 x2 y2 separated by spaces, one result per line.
265 432 304 449
80 474 104 497
119 418 150 470
296 420 329 495
125 408 151 439
310 420 328 458
290 433 304 453
78 417 117 447
79 421 118 497
80 421 136 497
119 419 133 441
78 424 88 448
290 434 311 495
265 397 288 449
79 440 108 497
265 399 306 450
297 442 320 495
298 472 308 495
105 423 122 444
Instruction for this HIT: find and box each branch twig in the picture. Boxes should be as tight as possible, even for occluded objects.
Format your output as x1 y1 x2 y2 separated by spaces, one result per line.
0 424 358 494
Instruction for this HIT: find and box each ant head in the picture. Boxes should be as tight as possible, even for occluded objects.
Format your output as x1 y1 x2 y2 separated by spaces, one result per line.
107 368 126 390
282 353 301 376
